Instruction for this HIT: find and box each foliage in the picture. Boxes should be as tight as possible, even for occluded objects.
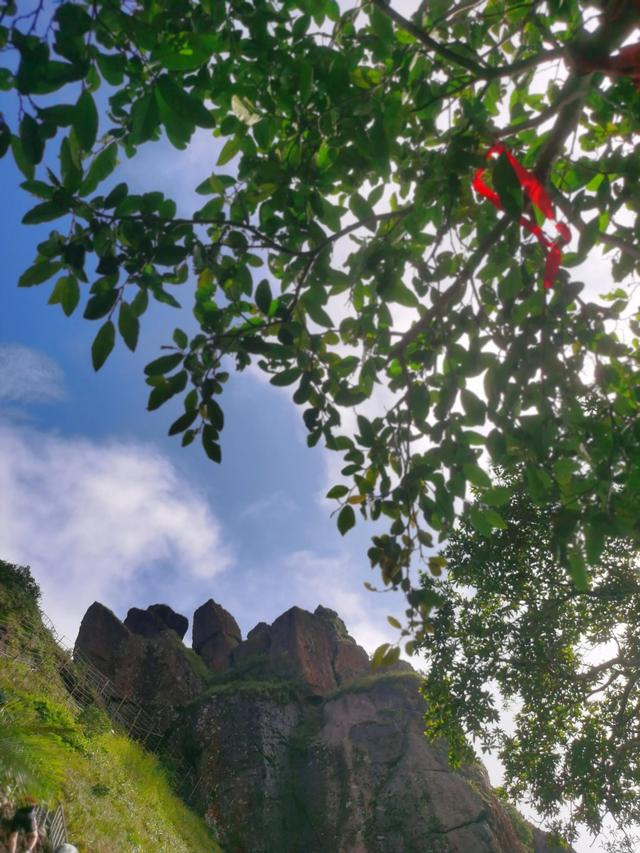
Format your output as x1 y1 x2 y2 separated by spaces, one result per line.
194 652 306 704
0 560 40 617
2 1 640 619
0 698 69 801
325 668 420 701
417 488 640 835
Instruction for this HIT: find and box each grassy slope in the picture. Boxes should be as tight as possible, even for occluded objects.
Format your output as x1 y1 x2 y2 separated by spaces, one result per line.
0 562 220 853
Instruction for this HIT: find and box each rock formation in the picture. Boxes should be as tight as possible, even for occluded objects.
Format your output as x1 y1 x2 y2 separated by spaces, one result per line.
75 601 202 705
75 599 572 853
124 602 188 640
193 598 242 672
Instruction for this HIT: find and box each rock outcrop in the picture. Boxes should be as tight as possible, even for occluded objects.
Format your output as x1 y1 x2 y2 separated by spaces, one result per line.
193 598 242 672
124 603 188 640
75 598 572 853
75 602 202 705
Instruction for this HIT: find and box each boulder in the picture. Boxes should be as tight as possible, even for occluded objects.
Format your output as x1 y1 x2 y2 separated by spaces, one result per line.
124 604 189 641
75 602 129 681
193 599 242 673
124 607 166 638
333 639 370 683
148 603 189 640
233 621 271 666
74 603 203 706
315 605 370 684
269 606 337 695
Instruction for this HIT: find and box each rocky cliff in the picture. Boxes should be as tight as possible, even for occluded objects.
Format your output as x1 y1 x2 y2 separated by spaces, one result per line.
75 600 569 853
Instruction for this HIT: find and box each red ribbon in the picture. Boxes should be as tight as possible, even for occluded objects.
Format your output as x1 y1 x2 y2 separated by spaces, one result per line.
473 144 571 288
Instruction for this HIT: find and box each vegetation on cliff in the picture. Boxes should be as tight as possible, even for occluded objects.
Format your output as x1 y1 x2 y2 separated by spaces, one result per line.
0 559 219 853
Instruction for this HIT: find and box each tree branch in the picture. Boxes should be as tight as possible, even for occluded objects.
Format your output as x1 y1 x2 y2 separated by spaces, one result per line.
552 192 640 264
388 218 510 360
94 208 410 259
371 0 561 80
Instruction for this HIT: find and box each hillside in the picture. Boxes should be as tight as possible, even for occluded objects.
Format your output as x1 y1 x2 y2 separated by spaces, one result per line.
0 559 219 853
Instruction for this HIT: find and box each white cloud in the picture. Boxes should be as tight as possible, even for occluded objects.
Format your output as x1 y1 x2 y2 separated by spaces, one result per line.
0 344 66 404
0 425 233 643
280 549 406 656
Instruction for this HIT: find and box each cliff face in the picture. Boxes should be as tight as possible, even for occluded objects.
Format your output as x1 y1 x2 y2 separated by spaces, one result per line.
75 600 569 853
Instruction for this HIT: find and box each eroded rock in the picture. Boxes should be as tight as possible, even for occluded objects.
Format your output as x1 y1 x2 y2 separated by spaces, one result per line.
192 599 241 672
148 603 189 640
75 603 203 705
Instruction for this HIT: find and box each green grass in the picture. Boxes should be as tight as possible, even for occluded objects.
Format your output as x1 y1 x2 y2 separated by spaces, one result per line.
0 656 220 853
191 653 306 706
0 561 220 853
325 668 422 701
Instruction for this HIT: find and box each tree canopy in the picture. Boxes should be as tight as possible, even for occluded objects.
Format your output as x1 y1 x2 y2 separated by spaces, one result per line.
2 1 640 642
419 487 640 837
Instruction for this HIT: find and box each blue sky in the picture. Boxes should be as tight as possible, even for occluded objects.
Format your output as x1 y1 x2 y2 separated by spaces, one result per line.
0 106 409 658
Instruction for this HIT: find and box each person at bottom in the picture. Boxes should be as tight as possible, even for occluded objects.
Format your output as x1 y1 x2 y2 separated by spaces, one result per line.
7 798 38 853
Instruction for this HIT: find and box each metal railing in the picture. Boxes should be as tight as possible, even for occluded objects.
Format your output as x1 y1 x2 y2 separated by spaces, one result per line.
0 610 165 748
0 607 205 805
34 803 67 848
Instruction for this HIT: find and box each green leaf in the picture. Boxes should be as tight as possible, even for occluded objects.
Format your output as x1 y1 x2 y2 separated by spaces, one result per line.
304 299 333 328
91 320 115 371
48 275 80 316
156 75 215 129
19 260 62 287
173 328 188 349
129 91 160 145
483 508 507 530
19 114 44 164
206 398 224 431
381 646 401 667
468 506 492 536
371 643 391 670
96 53 125 85
460 389 486 424
337 504 356 536
73 89 99 151
144 353 183 376
463 464 492 489
255 279 272 314
60 136 82 191
326 485 349 499
567 551 589 592
169 410 198 436
80 143 118 195
349 192 374 221
22 201 67 225
217 136 242 166
483 486 511 507
83 288 118 320
202 424 222 463
118 302 139 351
492 151 522 220
11 135 35 179
270 368 301 387
104 182 128 209
387 615 401 629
